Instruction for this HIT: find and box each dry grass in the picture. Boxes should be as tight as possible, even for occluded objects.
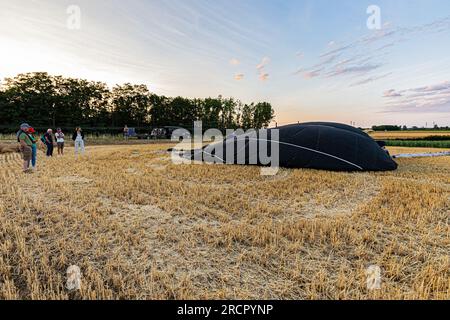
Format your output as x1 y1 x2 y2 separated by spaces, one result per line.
0 144 449 300
370 131 450 140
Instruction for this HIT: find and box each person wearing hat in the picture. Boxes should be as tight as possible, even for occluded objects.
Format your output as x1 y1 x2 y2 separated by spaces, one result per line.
17 123 33 173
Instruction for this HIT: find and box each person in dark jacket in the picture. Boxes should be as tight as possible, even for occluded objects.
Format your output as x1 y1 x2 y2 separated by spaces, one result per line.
43 129 54 157
72 127 85 155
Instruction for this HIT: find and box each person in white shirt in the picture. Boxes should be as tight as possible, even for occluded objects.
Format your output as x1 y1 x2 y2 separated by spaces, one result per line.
55 128 65 156
72 127 85 156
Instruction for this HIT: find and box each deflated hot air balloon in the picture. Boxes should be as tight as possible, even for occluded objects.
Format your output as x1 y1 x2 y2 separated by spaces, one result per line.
178 122 398 172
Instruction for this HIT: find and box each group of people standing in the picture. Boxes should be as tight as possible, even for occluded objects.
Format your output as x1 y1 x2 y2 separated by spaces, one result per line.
42 128 66 157
17 123 86 173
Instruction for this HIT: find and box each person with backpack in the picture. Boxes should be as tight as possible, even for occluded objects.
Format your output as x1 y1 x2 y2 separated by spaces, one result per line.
17 123 33 173
43 129 54 157
72 127 85 156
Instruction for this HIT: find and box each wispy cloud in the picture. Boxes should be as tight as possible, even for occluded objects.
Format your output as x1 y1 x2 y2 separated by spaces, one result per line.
383 89 402 97
403 16 450 36
320 43 353 58
327 64 382 77
295 54 340 79
293 15 450 89
376 42 396 51
256 56 270 70
383 81 450 113
256 56 270 81
230 58 243 81
303 70 322 79
361 29 396 45
411 81 450 93
259 73 269 81
318 53 341 66
230 58 240 66
350 72 392 87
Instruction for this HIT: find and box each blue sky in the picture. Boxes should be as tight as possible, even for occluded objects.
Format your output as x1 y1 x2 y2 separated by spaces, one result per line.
1 0 449 127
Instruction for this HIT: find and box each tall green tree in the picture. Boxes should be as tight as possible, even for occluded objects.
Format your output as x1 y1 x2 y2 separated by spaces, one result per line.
221 97 238 129
111 84 151 127
240 103 254 130
168 97 200 127
0 88 10 125
2 72 57 127
202 97 222 129
253 102 275 129
149 94 171 126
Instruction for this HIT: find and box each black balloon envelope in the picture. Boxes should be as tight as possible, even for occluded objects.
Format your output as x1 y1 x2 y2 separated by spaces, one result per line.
187 122 398 172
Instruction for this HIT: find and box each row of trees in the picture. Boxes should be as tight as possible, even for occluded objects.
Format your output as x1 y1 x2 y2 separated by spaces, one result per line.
0 72 275 133
372 125 450 131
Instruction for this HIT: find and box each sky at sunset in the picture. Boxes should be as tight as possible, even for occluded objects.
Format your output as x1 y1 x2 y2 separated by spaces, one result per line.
1 0 450 127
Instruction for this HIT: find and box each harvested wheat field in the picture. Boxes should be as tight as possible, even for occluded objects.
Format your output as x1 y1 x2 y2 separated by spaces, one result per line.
0 144 449 300
370 131 450 140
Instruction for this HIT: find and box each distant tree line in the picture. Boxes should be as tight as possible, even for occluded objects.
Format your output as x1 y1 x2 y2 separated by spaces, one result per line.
372 125 450 131
372 125 402 131
0 72 275 133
